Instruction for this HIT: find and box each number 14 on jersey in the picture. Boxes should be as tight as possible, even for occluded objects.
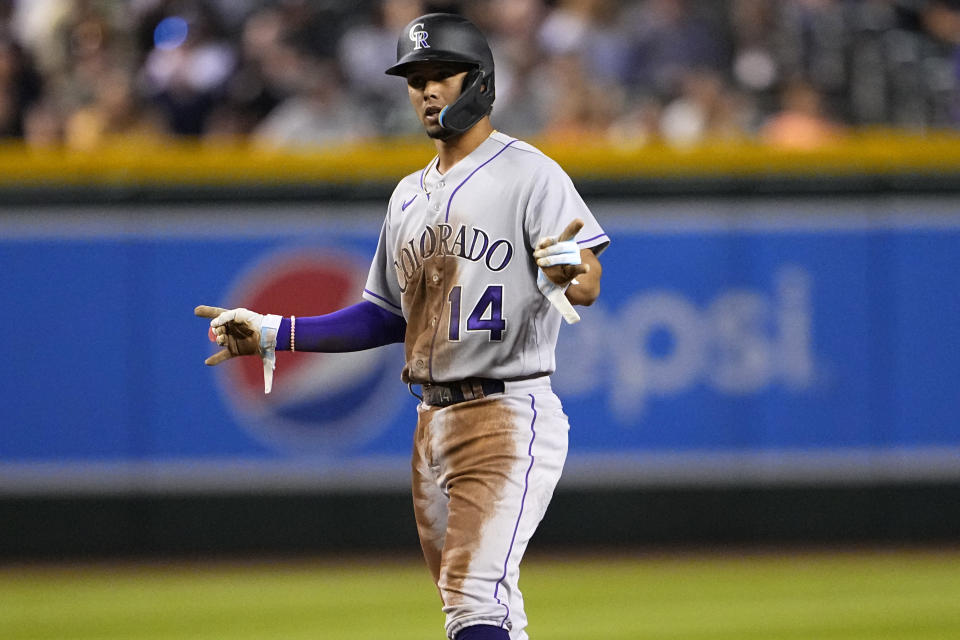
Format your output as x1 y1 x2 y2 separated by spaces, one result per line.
447 285 505 341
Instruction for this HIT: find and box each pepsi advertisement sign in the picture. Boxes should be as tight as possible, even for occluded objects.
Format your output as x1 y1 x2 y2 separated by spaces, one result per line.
215 247 407 454
1 198 959 492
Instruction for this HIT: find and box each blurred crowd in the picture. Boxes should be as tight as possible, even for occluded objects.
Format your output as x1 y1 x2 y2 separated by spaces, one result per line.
1 0 959 151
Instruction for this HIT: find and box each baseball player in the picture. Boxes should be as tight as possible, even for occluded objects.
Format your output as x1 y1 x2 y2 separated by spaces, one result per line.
195 13 608 640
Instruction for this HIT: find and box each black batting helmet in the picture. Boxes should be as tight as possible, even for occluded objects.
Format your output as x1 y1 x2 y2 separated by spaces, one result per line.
385 13 495 134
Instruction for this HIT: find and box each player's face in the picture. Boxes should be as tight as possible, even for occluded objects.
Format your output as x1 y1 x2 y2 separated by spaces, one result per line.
405 62 471 139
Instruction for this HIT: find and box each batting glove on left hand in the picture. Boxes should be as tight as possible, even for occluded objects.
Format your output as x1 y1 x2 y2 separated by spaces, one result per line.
194 305 282 394
534 219 589 324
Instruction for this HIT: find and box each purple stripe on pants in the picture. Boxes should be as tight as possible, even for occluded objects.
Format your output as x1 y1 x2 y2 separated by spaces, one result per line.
493 393 538 628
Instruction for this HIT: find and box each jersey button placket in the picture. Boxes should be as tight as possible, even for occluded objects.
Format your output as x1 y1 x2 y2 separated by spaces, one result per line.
431 260 446 379
416 261 444 381
430 179 445 217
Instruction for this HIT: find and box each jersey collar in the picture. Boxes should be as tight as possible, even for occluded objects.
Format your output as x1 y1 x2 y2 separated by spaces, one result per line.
418 131 517 196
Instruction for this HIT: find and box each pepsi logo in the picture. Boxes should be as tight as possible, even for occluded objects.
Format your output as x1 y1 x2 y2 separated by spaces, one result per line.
216 246 407 454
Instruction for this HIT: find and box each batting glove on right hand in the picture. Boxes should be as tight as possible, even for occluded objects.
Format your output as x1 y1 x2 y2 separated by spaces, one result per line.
194 305 282 393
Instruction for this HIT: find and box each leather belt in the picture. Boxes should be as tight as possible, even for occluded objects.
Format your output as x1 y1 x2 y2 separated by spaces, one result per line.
420 378 505 407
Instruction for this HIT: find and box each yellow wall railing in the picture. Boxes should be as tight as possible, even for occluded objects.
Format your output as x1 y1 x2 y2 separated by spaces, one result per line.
1 131 959 188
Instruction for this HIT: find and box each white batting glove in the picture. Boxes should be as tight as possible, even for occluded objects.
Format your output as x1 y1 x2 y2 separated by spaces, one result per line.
534 234 582 325
533 238 582 268
195 305 282 394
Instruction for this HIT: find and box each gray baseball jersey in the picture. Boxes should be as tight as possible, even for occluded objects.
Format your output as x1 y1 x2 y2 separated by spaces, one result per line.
363 131 609 384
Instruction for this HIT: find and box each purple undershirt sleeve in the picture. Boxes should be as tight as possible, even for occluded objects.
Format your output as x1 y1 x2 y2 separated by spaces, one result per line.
275 300 406 352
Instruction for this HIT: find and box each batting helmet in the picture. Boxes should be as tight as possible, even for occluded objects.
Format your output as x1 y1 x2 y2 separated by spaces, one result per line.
385 13 495 134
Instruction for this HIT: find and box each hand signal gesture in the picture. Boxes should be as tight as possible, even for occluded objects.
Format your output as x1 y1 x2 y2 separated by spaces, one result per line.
533 219 589 324
534 218 590 287
194 305 264 366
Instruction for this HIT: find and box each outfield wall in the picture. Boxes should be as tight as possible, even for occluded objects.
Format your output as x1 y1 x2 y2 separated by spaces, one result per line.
3 196 960 495
2 144 960 556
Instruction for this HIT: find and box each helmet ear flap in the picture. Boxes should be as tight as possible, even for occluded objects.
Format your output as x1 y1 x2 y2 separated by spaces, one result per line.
478 70 495 104
456 68 488 100
471 68 495 99
437 68 495 133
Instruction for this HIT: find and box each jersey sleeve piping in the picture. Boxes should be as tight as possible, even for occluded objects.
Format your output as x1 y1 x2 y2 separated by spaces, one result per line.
578 233 611 255
362 288 404 316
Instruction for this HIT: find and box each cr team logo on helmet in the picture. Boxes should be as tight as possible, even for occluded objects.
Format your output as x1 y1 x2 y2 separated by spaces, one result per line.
409 22 430 50
215 246 406 454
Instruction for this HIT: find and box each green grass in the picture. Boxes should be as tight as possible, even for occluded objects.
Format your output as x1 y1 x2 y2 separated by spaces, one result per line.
1 550 959 639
